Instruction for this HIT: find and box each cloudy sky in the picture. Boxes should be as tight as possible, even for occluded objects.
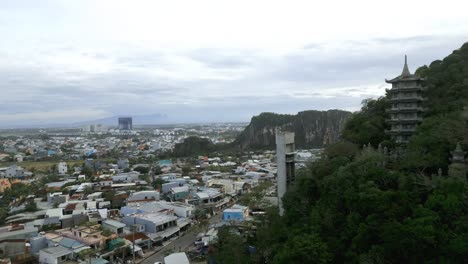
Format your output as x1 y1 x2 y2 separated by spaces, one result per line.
1 0 468 127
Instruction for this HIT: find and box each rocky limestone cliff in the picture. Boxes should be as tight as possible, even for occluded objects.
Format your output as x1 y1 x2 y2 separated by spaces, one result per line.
233 110 351 150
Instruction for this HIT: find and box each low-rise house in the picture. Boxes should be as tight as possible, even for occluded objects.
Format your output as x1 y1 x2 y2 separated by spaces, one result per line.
223 204 249 222
159 173 178 181
190 188 228 214
122 212 179 240
95 180 112 189
5 211 46 225
161 182 181 194
223 209 245 221
87 192 103 200
208 179 235 195
102 219 126 235
158 202 194 219
112 172 140 183
233 181 251 195
42 209 63 227
60 214 88 229
0 224 38 241
45 181 69 191
123 232 152 249
5 165 24 178
0 239 28 258
59 225 108 250
48 192 68 205
170 186 189 201
127 190 160 202
121 201 194 218
57 162 68 175
14 154 23 162
38 245 73 264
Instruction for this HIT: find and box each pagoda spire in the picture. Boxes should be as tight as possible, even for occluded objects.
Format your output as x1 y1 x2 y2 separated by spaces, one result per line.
401 55 411 77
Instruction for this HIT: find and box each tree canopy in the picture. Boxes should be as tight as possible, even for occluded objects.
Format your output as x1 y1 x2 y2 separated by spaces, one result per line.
212 42 468 264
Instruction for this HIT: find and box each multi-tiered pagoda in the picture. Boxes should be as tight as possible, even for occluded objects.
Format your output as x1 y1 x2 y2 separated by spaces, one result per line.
385 56 426 144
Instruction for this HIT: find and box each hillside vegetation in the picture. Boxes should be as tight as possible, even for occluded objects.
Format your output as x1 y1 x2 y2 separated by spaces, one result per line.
210 42 468 263
233 109 351 150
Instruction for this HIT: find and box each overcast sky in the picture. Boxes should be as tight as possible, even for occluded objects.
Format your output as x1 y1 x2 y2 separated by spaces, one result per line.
1 0 468 127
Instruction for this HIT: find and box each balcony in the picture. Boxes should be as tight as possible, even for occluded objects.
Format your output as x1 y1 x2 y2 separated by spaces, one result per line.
386 86 424 93
389 96 425 102
386 117 423 124
385 128 416 135
386 106 425 113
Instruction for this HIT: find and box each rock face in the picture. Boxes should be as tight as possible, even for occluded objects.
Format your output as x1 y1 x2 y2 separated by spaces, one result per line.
233 110 351 150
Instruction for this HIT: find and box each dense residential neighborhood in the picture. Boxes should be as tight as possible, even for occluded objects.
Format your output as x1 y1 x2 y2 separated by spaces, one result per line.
0 124 320 264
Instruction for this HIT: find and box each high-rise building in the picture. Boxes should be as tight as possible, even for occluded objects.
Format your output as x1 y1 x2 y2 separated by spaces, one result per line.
83 124 106 133
118 117 133 130
385 56 426 144
276 131 296 216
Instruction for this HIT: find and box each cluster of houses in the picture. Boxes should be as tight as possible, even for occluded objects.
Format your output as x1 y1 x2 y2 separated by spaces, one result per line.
0 135 171 164
0 123 248 165
0 129 319 264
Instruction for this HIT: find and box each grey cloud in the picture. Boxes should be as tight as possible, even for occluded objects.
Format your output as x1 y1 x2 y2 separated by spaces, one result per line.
115 52 166 68
1 35 467 127
372 35 436 44
303 43 322 50
186 48 254 68
269 36 468 87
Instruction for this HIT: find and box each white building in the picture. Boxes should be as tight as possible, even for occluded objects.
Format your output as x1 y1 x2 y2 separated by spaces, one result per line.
122 201 194 218
57 162 68 175
158 201 194 218
102 219 126 235
5 165 24 178
14 154 23 163
127 191 160 202
112 171 140 183
122 213 179 239
38 245 72 264
164 252 189 264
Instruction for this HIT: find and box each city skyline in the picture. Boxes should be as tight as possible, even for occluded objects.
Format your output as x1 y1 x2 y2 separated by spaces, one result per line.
1 0 468 127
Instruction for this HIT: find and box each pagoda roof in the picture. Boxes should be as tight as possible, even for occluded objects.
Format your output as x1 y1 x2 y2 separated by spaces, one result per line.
386 55 424 83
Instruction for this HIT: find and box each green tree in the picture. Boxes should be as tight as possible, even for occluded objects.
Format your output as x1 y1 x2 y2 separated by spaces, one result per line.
181 166 192 175
25 201 37 212
82 166 93 177
152 178 167 190
342 97 390 147
273 234 331 264
173 136 216 157
134 166 149 174
211 227 253 264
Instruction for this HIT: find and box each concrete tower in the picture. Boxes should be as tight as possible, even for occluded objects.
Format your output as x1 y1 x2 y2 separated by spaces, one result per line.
276 131 296 216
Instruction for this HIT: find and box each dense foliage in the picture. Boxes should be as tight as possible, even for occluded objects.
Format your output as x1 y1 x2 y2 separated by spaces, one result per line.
212 42 468 263
342 97 390 147
173 136 216 157
343 42 468 174
280 150 467 263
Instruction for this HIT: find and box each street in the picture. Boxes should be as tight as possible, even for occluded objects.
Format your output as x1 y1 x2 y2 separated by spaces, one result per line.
140 213 222 264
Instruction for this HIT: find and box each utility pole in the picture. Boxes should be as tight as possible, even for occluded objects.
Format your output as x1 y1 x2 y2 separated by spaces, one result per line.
132 217 136 264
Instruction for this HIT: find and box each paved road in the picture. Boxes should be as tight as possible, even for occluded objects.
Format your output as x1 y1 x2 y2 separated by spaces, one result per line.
141 214 222 264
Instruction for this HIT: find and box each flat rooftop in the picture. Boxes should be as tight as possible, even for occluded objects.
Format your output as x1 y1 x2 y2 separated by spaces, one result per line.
133 213 177 224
